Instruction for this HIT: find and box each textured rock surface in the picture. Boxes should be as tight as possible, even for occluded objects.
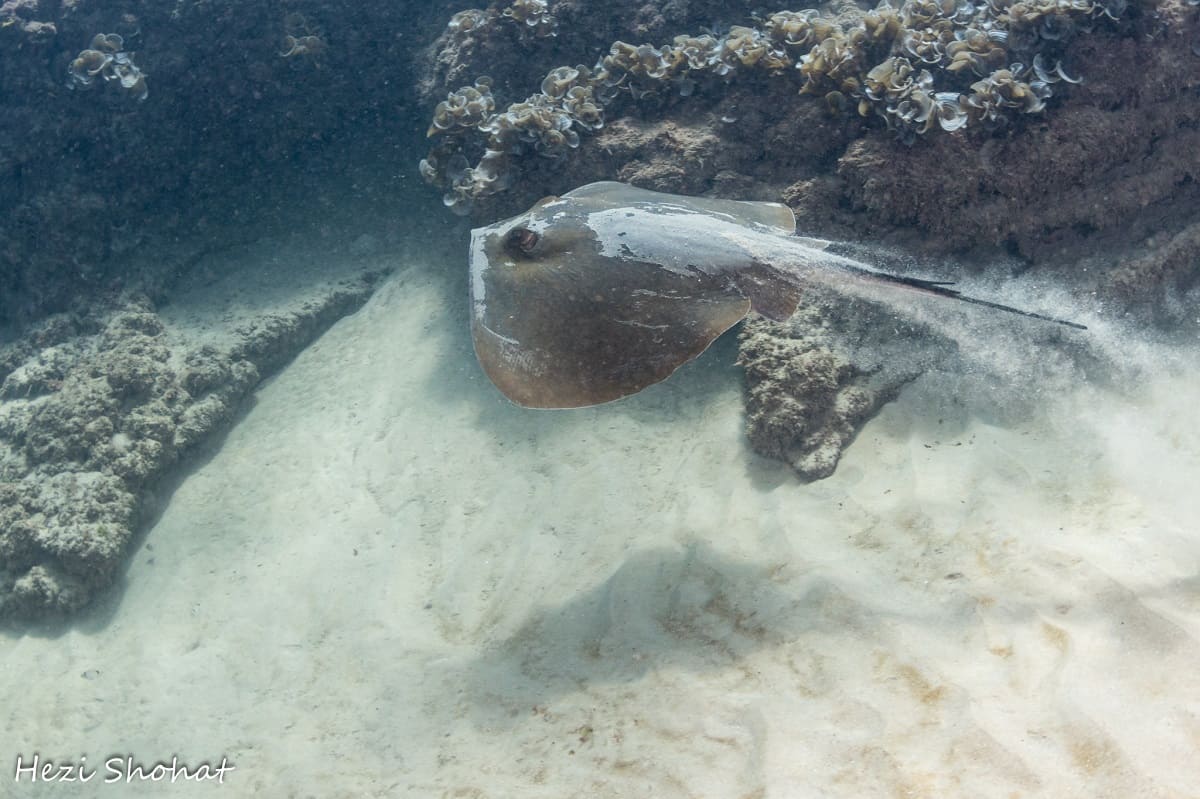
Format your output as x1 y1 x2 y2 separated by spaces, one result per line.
417 0 763 106
738 293 956 480
0 240 388 619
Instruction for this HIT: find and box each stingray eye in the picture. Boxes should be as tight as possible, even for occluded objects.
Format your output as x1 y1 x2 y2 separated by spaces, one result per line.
507 227 539 255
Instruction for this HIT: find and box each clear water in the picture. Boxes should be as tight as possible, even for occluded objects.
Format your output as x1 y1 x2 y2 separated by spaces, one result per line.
3 5 1199 791
3 162 1198 797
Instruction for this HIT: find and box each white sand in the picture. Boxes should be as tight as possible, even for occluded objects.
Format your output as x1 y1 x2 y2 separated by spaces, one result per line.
4 244 1199 798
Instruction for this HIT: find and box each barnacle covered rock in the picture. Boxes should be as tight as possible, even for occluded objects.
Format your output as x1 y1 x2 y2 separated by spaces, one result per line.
433 149 515 212
503 0 557 38
91 33 124 54
280 35 326 58
671 34 722 70
562 84 604 130
863 5 906 43
110 55 148 100
540 65 586 98
933 91 969 130
714 25 786 73
69 50 109 82
899 22 957 65
862 56 948 137
964 67 1049 123
902 0 976 28
447 9 488 35
946 27 1009 74
421 0 1133 205
765 10 839 50
427 76 496 135
280 12 326 58
1031 52 1082 84
487 93 583 154
799 35 866 96
421 67 606 210
443 0 557 42
988 0 1104 50
863 55 919 101
67 33 148 102
596 41 677 88
862 68 969 138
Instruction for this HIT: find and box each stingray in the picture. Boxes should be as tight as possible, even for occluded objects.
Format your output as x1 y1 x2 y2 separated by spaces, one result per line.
469 181 1084 409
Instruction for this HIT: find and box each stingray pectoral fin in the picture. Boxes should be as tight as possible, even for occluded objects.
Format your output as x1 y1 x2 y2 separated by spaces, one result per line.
472 323 555 409
562 181 797 235
732 265 804 322
472 291 752 409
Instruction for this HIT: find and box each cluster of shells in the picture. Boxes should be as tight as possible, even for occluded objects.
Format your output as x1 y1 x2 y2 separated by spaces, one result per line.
280 12 327 59
423 0 1133 209
67 33 148 101
421 67 601 209
446 0 557 42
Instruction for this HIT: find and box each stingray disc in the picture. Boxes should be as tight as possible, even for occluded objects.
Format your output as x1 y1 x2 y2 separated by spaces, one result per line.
469 181 798 408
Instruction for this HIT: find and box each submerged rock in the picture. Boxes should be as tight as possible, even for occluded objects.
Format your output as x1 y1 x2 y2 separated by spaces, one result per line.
0 263 385 622
739 292 955 481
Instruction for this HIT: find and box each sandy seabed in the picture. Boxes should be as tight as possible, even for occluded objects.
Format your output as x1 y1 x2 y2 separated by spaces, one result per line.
2 243 1198 799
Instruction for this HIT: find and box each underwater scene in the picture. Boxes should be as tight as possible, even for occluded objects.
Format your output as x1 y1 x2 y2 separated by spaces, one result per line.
1 0 1198 796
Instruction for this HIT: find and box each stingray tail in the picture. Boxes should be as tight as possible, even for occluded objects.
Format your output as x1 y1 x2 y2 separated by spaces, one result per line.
783 236 1085 330
834 261 1088 331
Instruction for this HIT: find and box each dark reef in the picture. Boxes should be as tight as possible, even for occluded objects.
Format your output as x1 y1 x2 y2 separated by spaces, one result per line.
0 0 448 324
1 0 1198 619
